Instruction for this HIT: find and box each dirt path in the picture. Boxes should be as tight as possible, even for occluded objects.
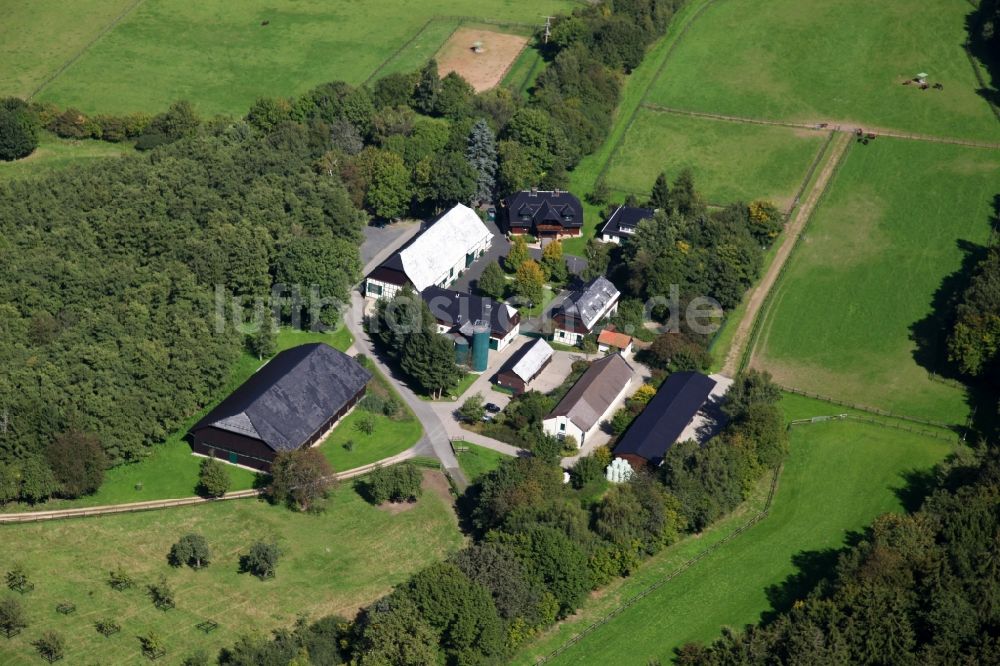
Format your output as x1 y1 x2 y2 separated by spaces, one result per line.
720 132 852 377
0 449 418 524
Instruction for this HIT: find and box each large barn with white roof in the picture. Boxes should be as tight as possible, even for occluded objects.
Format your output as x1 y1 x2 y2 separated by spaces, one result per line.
364 204 493 300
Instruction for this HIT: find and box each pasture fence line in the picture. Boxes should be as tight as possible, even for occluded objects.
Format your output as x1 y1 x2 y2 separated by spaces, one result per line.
640 103 1000 151
28 0 149 101
535 462 783 664
736 136 853 374
783 130 837 218
777 384 957 433
594 0 724 185
363 16 543 86
788 413 957 443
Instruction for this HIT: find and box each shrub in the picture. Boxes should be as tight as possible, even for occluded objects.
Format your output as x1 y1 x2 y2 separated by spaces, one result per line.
134 132 172 151
240 541 281 579
355 413 376 435
0 98 38 161
362 464 423 504
94 617 120 636
197 456 231 498
458 393 486 423
5 565 29 592
139 630 166 658
0 596 28 636
32 630 65 662
148 576 175 609
168 534 211 569
108 566 133 590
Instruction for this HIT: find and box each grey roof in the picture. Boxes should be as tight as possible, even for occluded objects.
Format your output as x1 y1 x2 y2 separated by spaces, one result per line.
614 372 716 466
600 205 656 238
191 343 371 452
546 354 633 432
422 286 519 339
559 276 621 331
499 338 554 383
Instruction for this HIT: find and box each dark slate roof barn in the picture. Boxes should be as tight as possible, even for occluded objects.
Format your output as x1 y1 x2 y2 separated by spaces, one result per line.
189 343 371 471
613 371 716 468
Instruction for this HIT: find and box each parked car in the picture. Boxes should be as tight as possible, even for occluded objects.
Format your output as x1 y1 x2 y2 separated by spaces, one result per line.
484 403 502 414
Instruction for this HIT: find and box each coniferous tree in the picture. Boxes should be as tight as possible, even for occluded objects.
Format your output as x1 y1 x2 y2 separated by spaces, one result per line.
414 60 442 114
648 171 670 210
466 119 498 206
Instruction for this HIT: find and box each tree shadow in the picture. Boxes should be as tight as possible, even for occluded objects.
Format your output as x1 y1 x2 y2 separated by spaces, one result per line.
892 467 939 513
966 6 1000 111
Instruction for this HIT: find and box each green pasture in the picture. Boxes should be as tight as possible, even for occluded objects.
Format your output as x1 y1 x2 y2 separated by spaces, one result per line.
516 418 952 664
12 0 574 116
0 473 462 664
646 0 999 141
454 442 509 482
0 0 136 98
605 108 827 208
753 138 999 424
0 133 134 182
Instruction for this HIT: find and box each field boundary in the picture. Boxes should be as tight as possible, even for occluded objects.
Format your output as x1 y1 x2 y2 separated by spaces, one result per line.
789 413 957 443
28 0 149 100
0 449 419 524
594 0 723 185
535 461 783 664
363 15 541 86
779 385 958 433
639 103 1000 150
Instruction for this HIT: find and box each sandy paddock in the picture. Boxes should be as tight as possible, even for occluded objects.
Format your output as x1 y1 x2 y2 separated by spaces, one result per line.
436 27 528 92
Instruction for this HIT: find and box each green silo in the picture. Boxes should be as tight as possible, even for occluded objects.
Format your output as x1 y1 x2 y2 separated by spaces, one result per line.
455 337 470 366
471 322 490 373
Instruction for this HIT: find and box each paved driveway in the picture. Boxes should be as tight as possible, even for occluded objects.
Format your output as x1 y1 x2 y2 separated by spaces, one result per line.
360 220 419 268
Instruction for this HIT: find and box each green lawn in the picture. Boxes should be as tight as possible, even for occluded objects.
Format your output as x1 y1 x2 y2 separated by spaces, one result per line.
0 132 134 182
515 419 952 664
501 43 545 96
605 109 827 209
0 475 462 665
454 442 509 482
645 0 1000 142
559 0 719 255
0 0 137 98
14 0 575 116
753 138 1000 424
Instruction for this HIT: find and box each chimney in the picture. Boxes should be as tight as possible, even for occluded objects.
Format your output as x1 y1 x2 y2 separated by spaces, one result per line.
530 187 538 197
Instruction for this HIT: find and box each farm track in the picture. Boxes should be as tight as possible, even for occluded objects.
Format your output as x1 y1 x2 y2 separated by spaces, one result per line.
720 132 853 377
0 449 419 524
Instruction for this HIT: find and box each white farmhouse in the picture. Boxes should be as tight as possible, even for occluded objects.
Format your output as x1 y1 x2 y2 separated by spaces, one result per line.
364 204 493 300
542 353 634 447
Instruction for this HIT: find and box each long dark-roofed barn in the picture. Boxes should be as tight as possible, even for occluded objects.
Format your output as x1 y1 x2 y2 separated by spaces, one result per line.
189 343 371 471
613 371 716 470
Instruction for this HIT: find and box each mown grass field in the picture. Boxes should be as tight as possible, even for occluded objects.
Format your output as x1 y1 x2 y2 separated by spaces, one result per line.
645 0 999 141
0 0 137 98
753 138 1000 424
0 473 462 665
13 0 574 116
515 415 952 665
0 133 135 182
605 109 827 208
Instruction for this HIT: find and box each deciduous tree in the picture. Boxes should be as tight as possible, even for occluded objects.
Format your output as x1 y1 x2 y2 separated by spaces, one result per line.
270 448 334 512
45 430 106 498
169 534 211 570
477 261 507 300
241 541 281 579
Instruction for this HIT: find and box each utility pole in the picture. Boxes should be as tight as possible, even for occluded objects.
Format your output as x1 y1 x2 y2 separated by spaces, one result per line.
542 16 553 44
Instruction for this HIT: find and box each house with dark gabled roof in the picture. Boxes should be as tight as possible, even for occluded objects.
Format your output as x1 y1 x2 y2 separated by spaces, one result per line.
189 343 371 471
421 286 521 352
542 353 634 447
553 276 621 345
501 189 583 238
613 371 716 470
599 205 656 244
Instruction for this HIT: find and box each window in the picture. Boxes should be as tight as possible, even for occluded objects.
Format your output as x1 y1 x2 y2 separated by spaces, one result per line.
559 423 566 432
368 283 382 296
228 452 238 464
